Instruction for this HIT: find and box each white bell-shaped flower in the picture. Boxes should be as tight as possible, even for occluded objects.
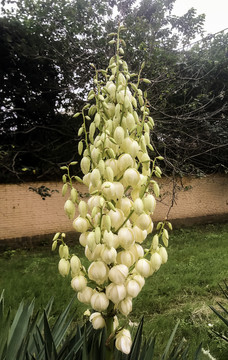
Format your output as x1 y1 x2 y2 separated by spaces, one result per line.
77 286 93 304
58 258 70 277
106 283 126 304
126 279 141 298
123 168 140 187
158 247 168 263
101 246 117 264
71 275 87 292
118 227 135 249
150 252 162 271
116 250 136 267
108 264 128 284
135 258 151 278
90 291 109 312
118 297 132 316
73 217 89 233
90 312 106 329
88 260 109 285
115 329 132 354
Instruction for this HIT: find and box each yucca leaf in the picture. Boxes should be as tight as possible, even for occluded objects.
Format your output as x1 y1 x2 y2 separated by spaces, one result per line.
142 337 156 360
216 302 228 316
51 296 75 348
194 342 202 359
63 322 93 360
99 327 107 360
36 297 54 331
129 317 144 360
43 310 57 358
219 281 228 300
210 305 228 326
211 330 228 342
161 320 180 360
6 299 35 360
82 324 89 360
0 308 11 359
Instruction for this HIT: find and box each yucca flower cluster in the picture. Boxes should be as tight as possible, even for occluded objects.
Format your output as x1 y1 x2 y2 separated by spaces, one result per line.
53 26 171 357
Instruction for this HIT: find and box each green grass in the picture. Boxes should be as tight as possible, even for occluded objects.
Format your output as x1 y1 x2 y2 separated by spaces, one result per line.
1 223 228 358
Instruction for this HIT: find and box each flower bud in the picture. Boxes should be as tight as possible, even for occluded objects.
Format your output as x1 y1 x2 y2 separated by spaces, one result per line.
153 181 160 197
83 309 91 317
79 232 88 247
143 194 156 214
71 275 87 292
78 200 88 218
88 261 109 285
103 230 114 248
104 166 114 182
135 259 151 278
70 188 78 203
91 148 101 163
158 247 168 264
118 297 132 316
90 312 106 329
162 229 169 247
152 234 159 249
83 173 91 187
94 226 101 244
91 169 101 187
91 291 109 312
108 264 128 284
106 283 126 304
73 217 89 233
133 198 144 215
52 240 57 251
64 200 75 220
114 126 125 145
150 252 162 271
70 255 81 274
81 157 90 175
115 329 132 354
87 231 96 252
126 112 135 131
58 258 70 277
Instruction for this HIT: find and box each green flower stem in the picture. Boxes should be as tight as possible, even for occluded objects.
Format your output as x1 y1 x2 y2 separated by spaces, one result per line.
115 209 135 233
105 303 115 360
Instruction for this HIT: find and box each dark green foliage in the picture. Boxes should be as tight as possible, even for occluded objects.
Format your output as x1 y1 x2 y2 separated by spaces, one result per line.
0 0 227 180
0 290 203 360
210 282 228 343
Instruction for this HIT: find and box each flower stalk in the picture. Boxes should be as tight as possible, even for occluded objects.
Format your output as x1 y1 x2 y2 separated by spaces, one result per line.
53 25 172 357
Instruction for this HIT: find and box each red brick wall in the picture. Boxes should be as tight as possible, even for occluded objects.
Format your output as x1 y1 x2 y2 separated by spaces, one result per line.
0 175 227 240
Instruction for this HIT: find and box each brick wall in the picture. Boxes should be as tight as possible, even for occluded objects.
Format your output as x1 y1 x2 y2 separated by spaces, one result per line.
0 174 227 241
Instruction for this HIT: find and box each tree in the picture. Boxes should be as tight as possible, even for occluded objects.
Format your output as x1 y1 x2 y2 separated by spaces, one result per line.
0 0 227 181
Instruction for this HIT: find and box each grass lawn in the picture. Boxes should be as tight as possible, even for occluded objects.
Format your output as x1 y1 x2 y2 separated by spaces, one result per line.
1 222 228 359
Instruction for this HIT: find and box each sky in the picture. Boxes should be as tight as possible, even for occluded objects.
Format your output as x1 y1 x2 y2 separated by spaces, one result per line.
172 0 228 35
